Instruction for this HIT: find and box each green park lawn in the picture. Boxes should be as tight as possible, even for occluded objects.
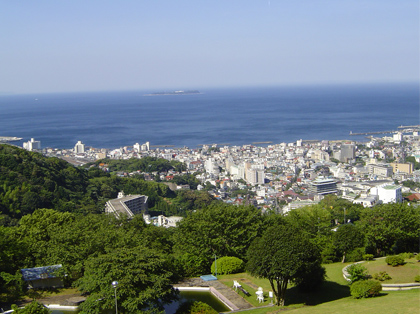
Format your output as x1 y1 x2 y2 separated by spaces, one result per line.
362 257 420 283
216 259 420 314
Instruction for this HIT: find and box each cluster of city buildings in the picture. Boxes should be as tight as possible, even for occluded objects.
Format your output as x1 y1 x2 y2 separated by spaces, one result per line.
23 128 420 217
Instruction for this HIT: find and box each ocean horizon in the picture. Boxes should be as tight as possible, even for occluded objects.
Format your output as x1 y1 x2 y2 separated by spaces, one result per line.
1 83 419 150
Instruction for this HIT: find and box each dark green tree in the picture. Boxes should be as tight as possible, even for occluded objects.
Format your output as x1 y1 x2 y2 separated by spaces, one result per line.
358 203 420 255
173 204 263 276
76 246 176 314
246 224 324 306
333 223 365 262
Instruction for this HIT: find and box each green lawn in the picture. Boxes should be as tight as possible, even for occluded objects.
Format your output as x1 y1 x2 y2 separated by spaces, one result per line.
216 261 420 314
363 257 420 283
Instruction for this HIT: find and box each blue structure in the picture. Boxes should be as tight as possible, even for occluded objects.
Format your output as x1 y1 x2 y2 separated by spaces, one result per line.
21 264 63 289
200 274 217 281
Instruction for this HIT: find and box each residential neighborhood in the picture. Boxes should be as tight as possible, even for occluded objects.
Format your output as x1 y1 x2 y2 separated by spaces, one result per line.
28 128 420 215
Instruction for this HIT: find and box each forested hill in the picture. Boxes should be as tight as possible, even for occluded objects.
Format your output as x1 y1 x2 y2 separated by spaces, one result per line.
0 144 215 225
0 144 89 222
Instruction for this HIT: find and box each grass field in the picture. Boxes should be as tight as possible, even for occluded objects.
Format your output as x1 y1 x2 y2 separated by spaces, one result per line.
217 260 420 314
362 257 420 283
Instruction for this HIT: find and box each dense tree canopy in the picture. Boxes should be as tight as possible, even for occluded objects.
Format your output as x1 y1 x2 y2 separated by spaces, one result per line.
358 203 420 255
77 246 176 314
246 223 324 306
333 223 365 262
92 157 186 173
173 204 264 276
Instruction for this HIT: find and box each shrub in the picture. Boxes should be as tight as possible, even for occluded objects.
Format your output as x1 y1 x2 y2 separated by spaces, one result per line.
399 252 414 259
175 301 217 314
346 247 365 262
211 256 244 275
385 255 405 267
12 301 51 313
350 280 382 299
363 254 374 261
414 275 420 282
372 271 391 281
346 264 369 283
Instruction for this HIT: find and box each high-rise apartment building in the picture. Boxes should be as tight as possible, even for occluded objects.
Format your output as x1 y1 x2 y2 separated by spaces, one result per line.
74 141 85 154
23 138 41 151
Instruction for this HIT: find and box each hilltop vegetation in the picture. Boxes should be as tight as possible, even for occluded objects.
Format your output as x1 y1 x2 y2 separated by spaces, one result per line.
0 145 215 224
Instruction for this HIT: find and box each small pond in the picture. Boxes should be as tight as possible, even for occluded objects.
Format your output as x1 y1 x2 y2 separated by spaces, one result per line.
51 290 230 313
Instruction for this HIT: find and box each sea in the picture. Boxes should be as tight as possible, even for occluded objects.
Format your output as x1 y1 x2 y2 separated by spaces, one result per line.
0 83 419 150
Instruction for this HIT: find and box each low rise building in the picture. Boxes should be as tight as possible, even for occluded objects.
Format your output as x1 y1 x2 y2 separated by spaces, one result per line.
308 177 338 195
105 191 148 219
370 184 402 204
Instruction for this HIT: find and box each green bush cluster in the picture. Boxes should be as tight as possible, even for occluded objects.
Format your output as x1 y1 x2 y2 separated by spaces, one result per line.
385 255 405 266
350 280 382 299
399 252 414 259
346 264 369 283
211 256 244 275
363 254 374 261
372 271 391 281
414 275 420 282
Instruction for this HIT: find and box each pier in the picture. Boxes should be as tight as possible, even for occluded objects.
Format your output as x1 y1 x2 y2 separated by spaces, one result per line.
0 136 23 143
349 130 394 136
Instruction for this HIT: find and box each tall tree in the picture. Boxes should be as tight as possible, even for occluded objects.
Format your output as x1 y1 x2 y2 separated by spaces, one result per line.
76 246 176 314
333 223 364 262
173 204 263 276
246 224 324 306
358 203 420 255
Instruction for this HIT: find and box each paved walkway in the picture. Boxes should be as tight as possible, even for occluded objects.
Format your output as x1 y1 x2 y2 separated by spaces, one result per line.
174 277 254 311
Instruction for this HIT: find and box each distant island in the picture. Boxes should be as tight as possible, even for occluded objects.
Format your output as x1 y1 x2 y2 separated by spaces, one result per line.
143 90 200 96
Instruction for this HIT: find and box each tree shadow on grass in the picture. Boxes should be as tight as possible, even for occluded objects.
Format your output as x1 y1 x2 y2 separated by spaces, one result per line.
284 281 350 306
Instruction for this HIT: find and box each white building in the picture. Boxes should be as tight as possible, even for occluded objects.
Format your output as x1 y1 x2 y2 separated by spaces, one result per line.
133 143 141 152
23 138 41 151
246 169 265 185
74 141 85 154
367 163 393 178
370 184 402 204
205 158 220 176
105 191 148 219
309 177 338 195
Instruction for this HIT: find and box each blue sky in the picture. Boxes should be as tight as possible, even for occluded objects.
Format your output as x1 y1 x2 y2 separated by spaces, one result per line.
1 0 418 93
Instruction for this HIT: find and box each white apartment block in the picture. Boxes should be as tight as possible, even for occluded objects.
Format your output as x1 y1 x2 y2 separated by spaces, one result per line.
367 164 393 178
246 169 265 185
23 138 41 151
74 141 85 154
205 158 220 175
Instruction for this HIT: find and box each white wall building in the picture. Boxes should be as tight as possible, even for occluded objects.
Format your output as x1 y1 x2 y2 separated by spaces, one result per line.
74 141 85 154
246 169 265 185
205 158 220 176
370 184 402 204
23 138 41 151
133 143 141 152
